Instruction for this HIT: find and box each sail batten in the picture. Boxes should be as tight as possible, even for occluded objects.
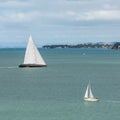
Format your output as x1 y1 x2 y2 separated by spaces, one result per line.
19 35 47 67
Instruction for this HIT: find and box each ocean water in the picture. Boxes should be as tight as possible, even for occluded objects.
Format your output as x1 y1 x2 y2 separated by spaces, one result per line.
0 48 120 120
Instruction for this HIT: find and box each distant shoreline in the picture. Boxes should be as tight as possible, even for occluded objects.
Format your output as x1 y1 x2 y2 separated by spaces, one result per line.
43 43 113 49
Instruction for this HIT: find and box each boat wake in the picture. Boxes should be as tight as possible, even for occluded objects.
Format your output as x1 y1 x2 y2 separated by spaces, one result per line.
0 66 18 69
103 100 120 104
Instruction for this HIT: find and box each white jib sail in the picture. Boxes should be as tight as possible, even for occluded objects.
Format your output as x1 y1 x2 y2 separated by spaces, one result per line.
23 35 46 65
84 85 89 98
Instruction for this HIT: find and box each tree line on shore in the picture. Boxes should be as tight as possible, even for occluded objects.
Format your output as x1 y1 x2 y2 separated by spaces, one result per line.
42 42 120 50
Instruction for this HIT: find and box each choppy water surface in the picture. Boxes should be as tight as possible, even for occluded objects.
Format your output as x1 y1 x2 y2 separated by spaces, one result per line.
0 48 120 120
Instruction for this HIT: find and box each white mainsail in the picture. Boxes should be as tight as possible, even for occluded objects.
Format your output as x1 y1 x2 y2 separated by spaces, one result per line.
89 86 94 98
19 35 46 67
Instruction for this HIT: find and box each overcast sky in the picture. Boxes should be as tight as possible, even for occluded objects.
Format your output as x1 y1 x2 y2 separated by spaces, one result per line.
0 0 120 47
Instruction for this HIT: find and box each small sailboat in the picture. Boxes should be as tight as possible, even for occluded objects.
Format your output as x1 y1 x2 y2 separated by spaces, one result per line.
84 80 99 102
19 35 47 67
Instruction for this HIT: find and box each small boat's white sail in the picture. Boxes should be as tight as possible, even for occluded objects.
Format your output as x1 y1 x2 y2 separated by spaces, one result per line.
84 85 89 98
19 35 47 67
84 80 99 102
89 86 94 98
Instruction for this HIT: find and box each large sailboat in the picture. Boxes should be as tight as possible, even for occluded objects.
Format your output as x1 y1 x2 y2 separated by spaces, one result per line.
84 80 99 102
19 35 47 67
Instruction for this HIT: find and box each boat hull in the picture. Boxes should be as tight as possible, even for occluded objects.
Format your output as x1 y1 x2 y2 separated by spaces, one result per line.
19 64 47 67
84 98 99 102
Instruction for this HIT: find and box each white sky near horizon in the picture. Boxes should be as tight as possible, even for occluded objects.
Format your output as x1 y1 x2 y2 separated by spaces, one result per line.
0 0 120 47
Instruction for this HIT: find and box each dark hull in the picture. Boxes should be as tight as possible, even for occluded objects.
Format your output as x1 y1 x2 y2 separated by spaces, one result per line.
19 64 47 67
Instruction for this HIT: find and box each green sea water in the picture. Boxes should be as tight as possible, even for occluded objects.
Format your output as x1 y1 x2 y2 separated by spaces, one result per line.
0 48 120 120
